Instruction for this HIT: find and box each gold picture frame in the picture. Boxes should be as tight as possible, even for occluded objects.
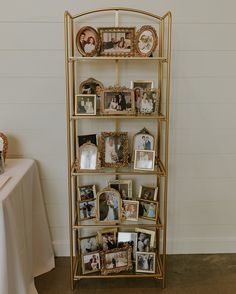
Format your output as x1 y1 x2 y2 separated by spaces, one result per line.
79 235 99 255
82 251 101 274
76 26 100 57
108 179 132 200
77 142 100 170
100 245 133 275
135 25 158 57
75 94 96 116
135 228 156 249
97 228 118 251
98 27 135 57
138 185 158 201
78 184 97 201
78 199 96 221
122 200 139 222
100 86 135 115
138 200 159 221
134 150 155 171
100 132 129 168
135 252 156 273
132 127 155 161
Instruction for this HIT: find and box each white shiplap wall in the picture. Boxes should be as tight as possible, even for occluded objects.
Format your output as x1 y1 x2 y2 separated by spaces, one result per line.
1 0 236 255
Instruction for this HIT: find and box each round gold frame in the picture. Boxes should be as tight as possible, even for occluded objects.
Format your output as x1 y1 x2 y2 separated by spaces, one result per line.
76 26 101 57
135 25 158 57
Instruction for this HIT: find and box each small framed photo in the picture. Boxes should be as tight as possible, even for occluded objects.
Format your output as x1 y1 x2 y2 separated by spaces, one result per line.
135 25 158 57
77 142 99 170
100 132 129 168
100 246 133 275
76 26 100 57
138 185 158 201
139 201 158 221
79 199 96 221
75 94 96 116
135 228 155 251
98 228 117 251
79 235 99 254
78 134 97 147
97 188 122 224
78 184 96 201
98 27 135 57
131 81 154 112
117 232 137 258
139 89 160 115
123 200 139 222
82 251 101 274
108 179 132 200
134 150 155 171
132 127 155 159
101 87 135 115
135 252 156 273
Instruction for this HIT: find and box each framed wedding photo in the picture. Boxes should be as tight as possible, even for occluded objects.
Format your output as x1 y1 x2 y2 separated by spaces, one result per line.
75 94 96 116
135 228 155 251
138 89 160 115
98 27 135 57
135 25 158 57
139 201 158 221
123 200 139 222
108 179 132 200
98 228 117 251
78 184 96 201
79 199 96 221
138 185 158 201
131 81 154 112
135 252 156 274
77 142 99 170
100 132 129 168
134 150 155 171
79 235 99 254
132 127 155 159
97 188 122 224
101 87 135 115
82 251 101 274
76 26 100 57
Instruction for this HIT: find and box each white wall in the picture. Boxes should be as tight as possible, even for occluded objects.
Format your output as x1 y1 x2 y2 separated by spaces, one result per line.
1 0 236 255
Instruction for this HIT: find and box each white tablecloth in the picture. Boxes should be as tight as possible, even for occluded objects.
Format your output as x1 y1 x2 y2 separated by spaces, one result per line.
0 159 55 294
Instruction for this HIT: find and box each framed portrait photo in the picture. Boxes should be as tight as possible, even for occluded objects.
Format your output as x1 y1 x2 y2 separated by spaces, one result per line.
75 94 96 116
101 87 135 115
79 235 99 255
135 25 158 57
138 88 160 115
135 228 155 251
77 142 99 170
82 251 101 274
98 27 135 57
123 200 139 222
135 252 156 274
78 184 96 201
100 246 133 275
138 200 158 221
97 188 122 224
79 199 96 221
117 232 137 258
138 185 158 201
98 228 117 251
108 179 132 200
132 127 155 160
131 81 154 112
100 132 129 168
78 134 97 147
134 150 155 171
76 26 100 57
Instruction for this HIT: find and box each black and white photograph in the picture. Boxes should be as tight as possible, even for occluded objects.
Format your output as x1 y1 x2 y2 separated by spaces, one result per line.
78 134 97 147
139 89 159 114
133 133 154 151
135 252 155 273
78 142 98 170
76 26 100 57
138 185 158 201
82 252 101 274
123 200 139 222
134 150 155 171
80 235 99 254
98 228 117 251
135 228 155 251
131 81 153 111
118 232 137 258
79 200 96 220
139 201 158 221
98 27 135 56
78 184 96 201
97 189 121 223
108 179 132 200
75 94 96 116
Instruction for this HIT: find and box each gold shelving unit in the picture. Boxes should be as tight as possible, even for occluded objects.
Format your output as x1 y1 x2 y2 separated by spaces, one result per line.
64 7 172 290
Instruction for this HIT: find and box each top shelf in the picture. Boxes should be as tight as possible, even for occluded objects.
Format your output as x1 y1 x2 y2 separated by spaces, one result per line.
69 56 167 62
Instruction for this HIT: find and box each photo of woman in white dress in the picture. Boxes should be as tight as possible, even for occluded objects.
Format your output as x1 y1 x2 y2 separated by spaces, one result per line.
84 36 96 54
85 98 94 114
140 92 153 113
98 191 120 222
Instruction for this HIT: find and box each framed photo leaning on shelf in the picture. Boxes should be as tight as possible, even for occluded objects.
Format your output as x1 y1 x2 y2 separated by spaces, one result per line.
77 142 99 170
78 134 98 147
79 199 96 221
135 228 155 251
78 184 96 201
135 252 156 274
82 251 101 274
79 235 99 254
118 232 138 259
134 150 155 171
138 185 158 201
138 200 158 221
122 200 139 222
132 127 155 160
75 94 96 116
108 179 132 200
135 25 158 57
76 26 100 57
98 228 117 251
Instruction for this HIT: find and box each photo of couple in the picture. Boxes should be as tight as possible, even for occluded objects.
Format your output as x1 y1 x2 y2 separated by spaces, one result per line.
134 134 154 151
76 95 96 115
104 92 132 112
83 252 100 274
79 200 96 220
101 31 132 54
105 251 128 269
100 231 117 251
78 185 96 201
76 27 99 56
134 150 155 171
80 236 99 254
105 136 124 164
98 191 120 222
136 253 155 273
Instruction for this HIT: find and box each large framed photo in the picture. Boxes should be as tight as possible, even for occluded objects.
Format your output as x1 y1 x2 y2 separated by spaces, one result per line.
100 132 129 168
75 94 96 116
139 89 160 115
138 185 158 201
135 228 155 251
134 150 155 171
79 235 99 254
135 252 156 274
132 127 155 160
98 228 117 251
79 199 96 221
76 26 100 57
101 87 135 115
97 188 122 224
100 246 133 275
118 232 137 259
123 200 139 222
135 25 158 57
78 184 96 201
77 142 99 170
108 179 132 200
82 251 101 274
98 27 135 57
139 201 158 221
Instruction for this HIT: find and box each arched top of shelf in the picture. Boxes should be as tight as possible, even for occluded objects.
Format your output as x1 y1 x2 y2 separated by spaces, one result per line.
65 7 171 21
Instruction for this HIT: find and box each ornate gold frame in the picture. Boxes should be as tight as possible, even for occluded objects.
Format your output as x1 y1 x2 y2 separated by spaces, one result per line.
100 245 133 275
135 25 158 57
134 150 155 171
135 228 156 248
76 26 100 57
100 132 129 168
138 88 160 115
108 179 132 200
81 251 101 274
138 185 158 201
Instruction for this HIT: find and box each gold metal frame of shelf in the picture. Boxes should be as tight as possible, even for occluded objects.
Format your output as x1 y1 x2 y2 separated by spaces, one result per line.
71 113 166 120
69 56 167 62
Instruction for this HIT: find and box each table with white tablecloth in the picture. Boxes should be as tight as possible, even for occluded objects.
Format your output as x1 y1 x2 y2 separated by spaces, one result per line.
0 159 55 294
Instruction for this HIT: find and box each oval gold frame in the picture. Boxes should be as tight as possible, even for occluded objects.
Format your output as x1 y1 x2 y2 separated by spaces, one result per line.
135 25 158 57
76 26 101 57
